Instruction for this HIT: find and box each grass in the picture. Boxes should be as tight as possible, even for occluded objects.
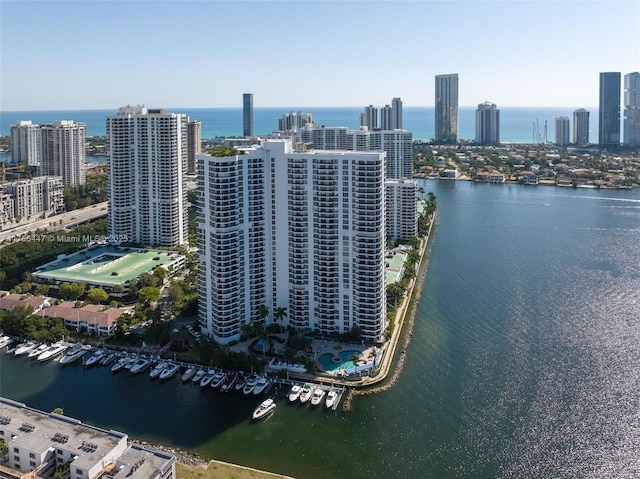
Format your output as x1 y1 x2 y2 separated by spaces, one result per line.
177 461 293 479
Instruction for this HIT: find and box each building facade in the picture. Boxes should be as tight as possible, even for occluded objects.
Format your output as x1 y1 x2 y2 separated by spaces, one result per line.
359 105 378 130
599 72 621 146
391 97 403 129
10 120 40 166
106 105 188 247
243 93 254 137
573 108 590 145
2 176 64 225
623 71 640 146
197 139 386 344
435 73 459 143
555 116 570 146
39 120 86 186
385 179 417 240
278 111 313 132
475 102 500 145
186 120 201 175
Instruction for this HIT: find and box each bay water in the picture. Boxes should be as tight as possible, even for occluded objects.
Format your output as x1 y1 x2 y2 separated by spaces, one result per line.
2 181 639 478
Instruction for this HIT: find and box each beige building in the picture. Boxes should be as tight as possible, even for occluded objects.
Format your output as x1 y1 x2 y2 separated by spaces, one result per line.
40 120 86 186
1 176 64 228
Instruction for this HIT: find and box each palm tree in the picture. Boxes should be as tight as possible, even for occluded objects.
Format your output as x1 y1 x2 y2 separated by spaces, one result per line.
274 306 288 334
258 304 269 325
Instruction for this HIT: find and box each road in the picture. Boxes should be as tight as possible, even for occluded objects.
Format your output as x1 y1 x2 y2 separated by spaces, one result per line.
0 201 108 244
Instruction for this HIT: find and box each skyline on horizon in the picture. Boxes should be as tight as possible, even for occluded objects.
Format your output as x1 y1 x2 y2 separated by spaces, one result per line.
2 1 638 111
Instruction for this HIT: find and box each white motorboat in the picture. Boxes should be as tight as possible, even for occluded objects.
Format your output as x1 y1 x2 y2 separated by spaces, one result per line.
252 377 270 395
159 362 180 380
123 356 137 370
181 367 197 382
111 356 130 373
85 350 105 367
99 352 116 366
130 357 152 374
310 388 325 407
325 389 338 409
235 375 248 391
28 343 50 359
220 372 239 393
191 368 206 384
243 375 258 395
299 383 315 404
0 335 13 349
14 341 38 356
199 370 216 387
288 384 302 403
252 398 276 421
37 342 68 362
149 362 167 379
210 372 226 389
59 343 88 365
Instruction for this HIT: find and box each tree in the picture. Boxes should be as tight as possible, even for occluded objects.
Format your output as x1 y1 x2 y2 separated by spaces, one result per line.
259 304 269 325
274 306 288 334
386 282 405 310
137 273 159 288
59 282 86 301
152 267 166 284
87 288 109 304
52 407 64 415
138 286 160 307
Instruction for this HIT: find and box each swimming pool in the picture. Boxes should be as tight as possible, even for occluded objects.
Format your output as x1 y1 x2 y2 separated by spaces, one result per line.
317 350 362 372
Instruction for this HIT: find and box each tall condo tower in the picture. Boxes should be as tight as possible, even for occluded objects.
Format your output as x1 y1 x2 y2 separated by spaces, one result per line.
599 72 621 146
435 74 459 143
10 121 40 166
243 93 254 137
359 105 378 130
186 120 202 175
391 97 403 129
573 108 590 145
39 120 86 186
623 72 640 146
555 117 570 146
106 105 188 247
380 105 392 130
197 139 386 344
475 102 500 145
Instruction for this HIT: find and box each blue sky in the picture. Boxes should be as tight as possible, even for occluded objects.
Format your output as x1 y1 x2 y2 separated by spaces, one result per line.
1 0 638 110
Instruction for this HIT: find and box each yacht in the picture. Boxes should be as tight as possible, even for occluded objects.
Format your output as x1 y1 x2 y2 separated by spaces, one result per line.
159 362 180 380
210 371 226 389
130 357 152 375
299 383 315 404
191 368 206 384
123 356 137 370
243 375 259 395
288 384 302 403
325 389 338 409
0 335 13 349
37 342 68 362
149 362 167 379
85 350 106 367
99 352 115 366
234 374 248 391
181 367 197 382
111 356 131 373
199 369 216 387
59 344 88 365
28 343 50 359
251 398 276 421
14 341 38 356
310 388 325 407
220 372 239 393
252 377 270 395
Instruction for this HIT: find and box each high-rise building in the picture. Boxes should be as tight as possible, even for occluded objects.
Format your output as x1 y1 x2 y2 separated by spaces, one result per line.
39 120 86 186
197 139 386 344
475 102 500 145
106 105 188 247
3 176 64 222
391 97 403 129
623 72 640 146
10 121 40 166
385 179 417 240
435 74 459 143
186 120 201 175
243 93 254 137
278 111 313 132
573 108 590 145
599 72 621 146
380 105 392 130
359 105 378 130
555 116 570 146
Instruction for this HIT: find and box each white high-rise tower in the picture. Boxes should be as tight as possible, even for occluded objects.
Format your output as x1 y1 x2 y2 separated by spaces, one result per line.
39 120 86 186
10 121 40 167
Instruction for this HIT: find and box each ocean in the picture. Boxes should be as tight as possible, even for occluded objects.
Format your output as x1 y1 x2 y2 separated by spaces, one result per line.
0 106 600 143
2 182 639 478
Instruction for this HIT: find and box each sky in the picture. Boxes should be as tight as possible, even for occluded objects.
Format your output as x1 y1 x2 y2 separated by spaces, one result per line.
1 0 639 111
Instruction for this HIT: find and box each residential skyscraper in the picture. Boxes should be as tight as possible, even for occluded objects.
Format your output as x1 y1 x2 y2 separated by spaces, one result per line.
106 105 188 247
435 74 459 143
39 120 86 186
475 102 500 145
359 105 378 130
599 72 621 146
573 108 590 145
555 116 570 146
380 104 392 130
243 93 254 137
10 121 40 166
391 97 403 129
623 72 640 146
186 120 201 175
197 139 386 344
278 111 313 131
